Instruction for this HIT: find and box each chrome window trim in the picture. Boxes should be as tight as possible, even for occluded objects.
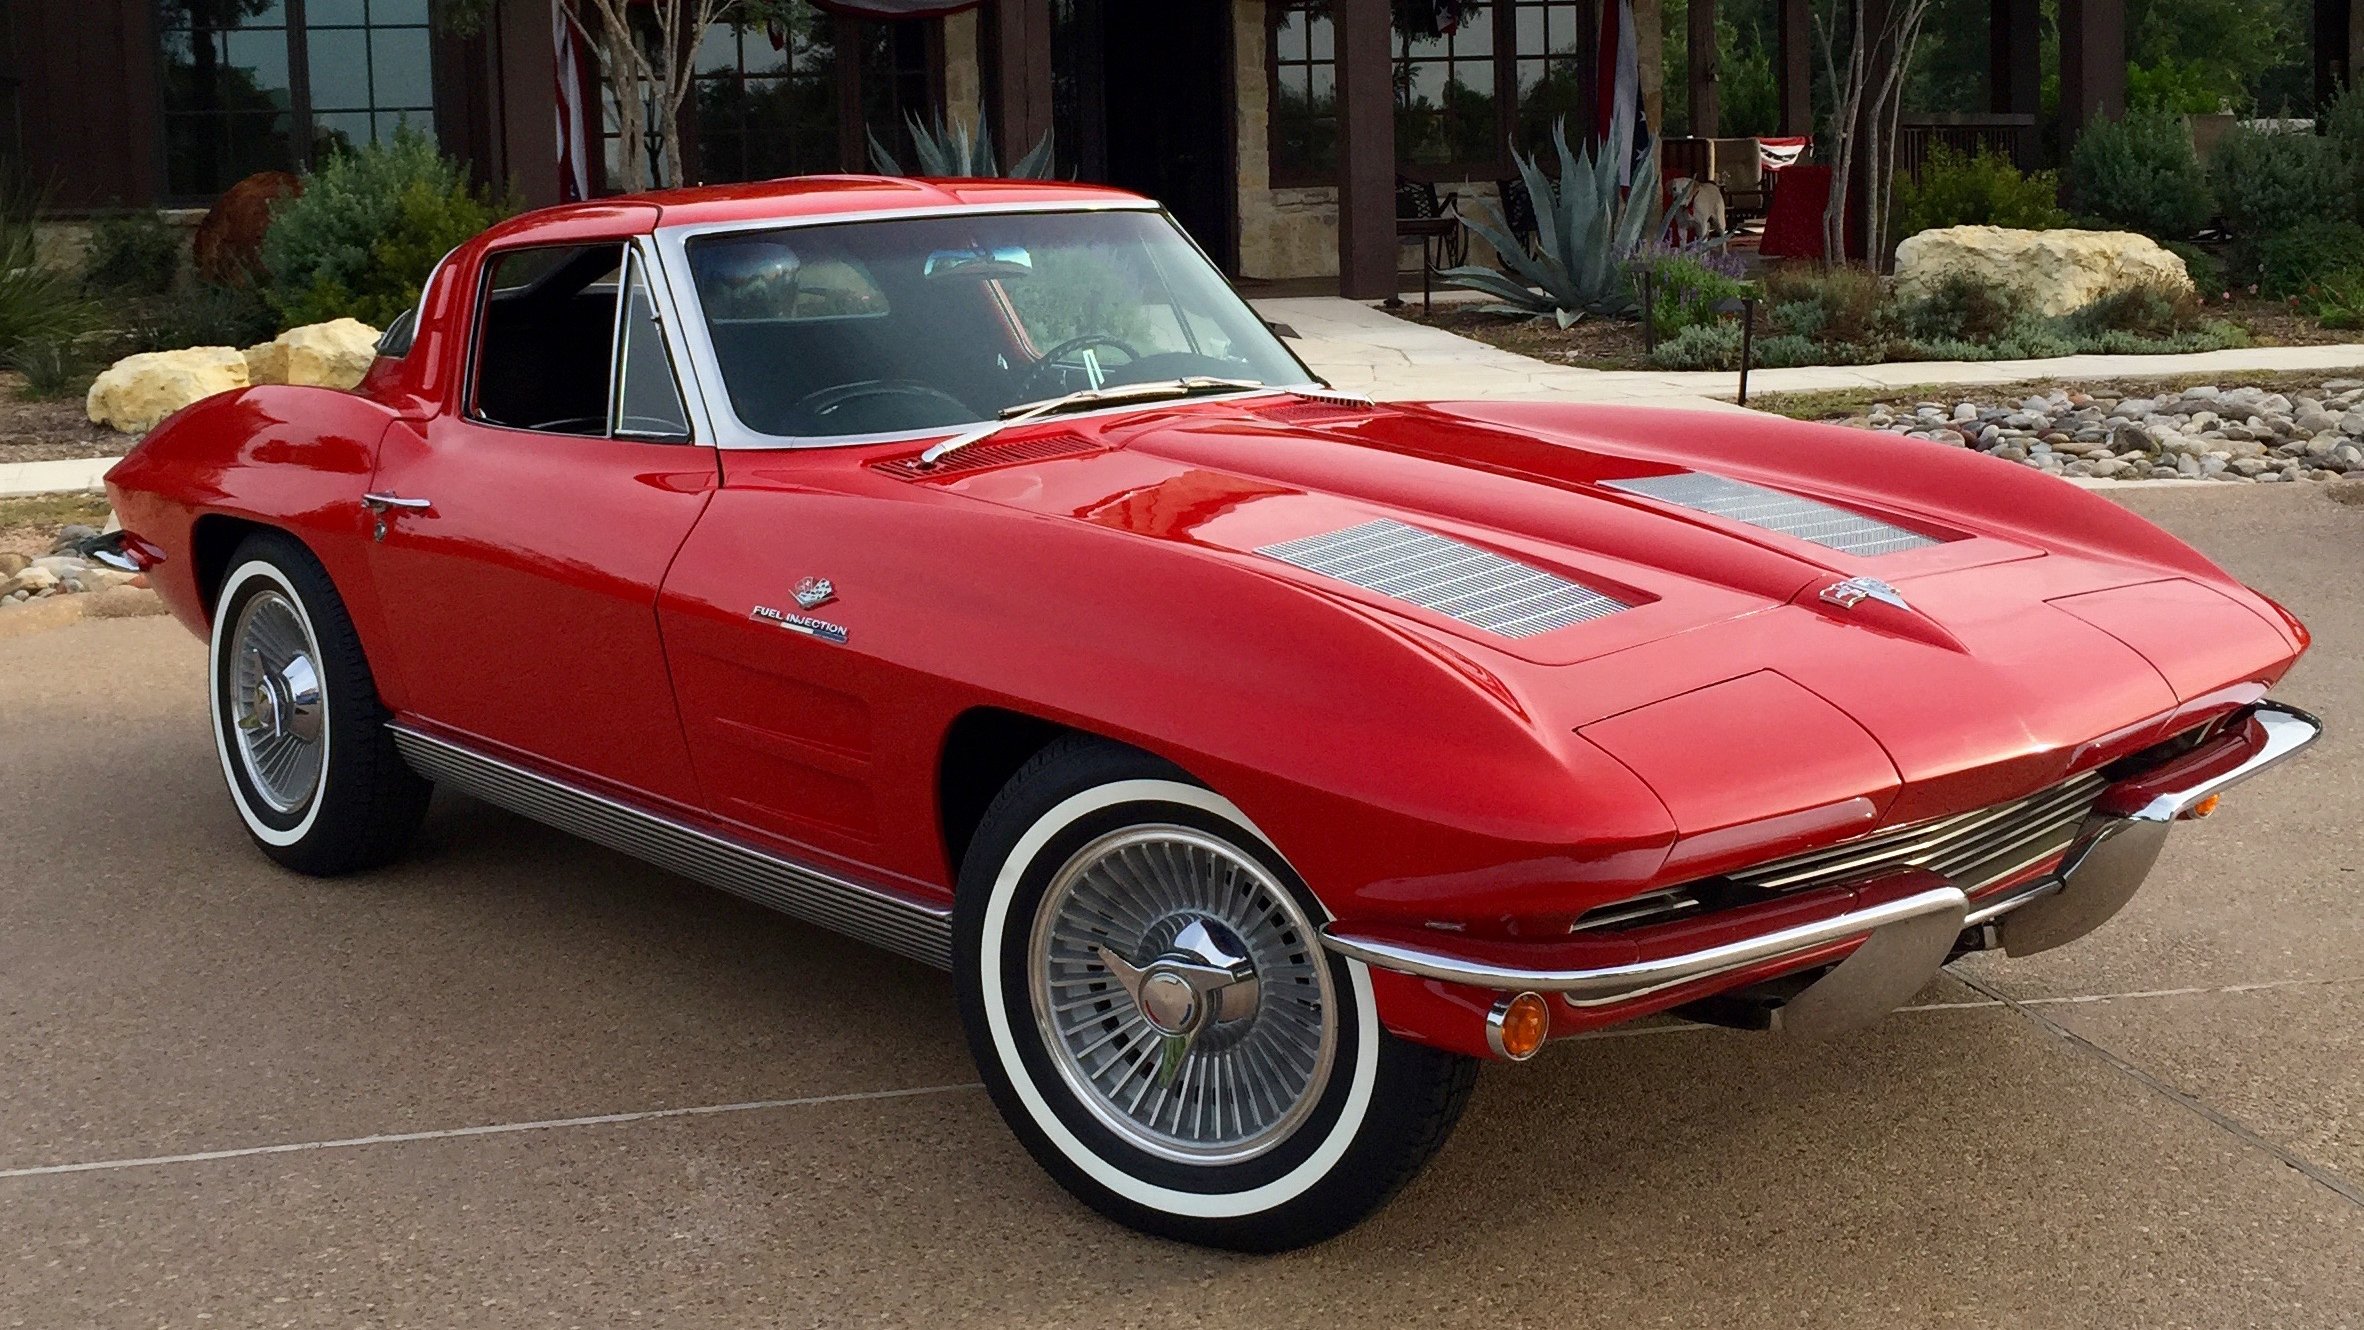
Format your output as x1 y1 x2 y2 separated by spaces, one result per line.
647 202 1324 451
606 237 702 443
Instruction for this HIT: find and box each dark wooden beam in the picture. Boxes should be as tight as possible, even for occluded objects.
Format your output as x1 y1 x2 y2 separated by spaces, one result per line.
1988 0 2041 166
984 0 1053 164
2057 0 2125 152
1776 0 1811 135
1688 0 1720 137
2317 0 2360 106
1334 0 1396 300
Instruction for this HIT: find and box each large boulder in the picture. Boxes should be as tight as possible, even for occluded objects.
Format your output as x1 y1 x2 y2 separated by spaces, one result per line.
1892 226 2194 317
243 318 380 390
85 347 249 434
193 170 300 286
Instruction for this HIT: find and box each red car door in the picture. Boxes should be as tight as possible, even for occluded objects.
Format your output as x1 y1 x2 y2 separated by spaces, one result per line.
363 237 716 805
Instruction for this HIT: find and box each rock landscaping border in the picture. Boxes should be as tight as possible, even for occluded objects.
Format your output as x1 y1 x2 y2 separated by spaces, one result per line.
1856 378 2364 482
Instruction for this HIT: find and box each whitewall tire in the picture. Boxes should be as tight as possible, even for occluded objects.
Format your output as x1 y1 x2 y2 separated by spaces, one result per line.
953 737 1477 1251
208 532 430 875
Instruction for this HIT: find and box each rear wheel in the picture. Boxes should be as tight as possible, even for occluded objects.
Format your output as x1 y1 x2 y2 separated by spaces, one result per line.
209 532 430 875
953 737 1477 1251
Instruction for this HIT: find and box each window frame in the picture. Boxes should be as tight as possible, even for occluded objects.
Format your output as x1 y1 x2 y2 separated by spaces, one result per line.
608 245 698 443
466 238 701 444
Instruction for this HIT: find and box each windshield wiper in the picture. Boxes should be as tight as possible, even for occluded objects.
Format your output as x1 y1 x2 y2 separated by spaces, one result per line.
915 376 1266 470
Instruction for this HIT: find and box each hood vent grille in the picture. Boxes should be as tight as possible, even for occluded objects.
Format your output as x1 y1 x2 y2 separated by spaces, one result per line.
1257 399 1379 426
873 432 1098 480
1603 472 1940 557
1259 519 1627 638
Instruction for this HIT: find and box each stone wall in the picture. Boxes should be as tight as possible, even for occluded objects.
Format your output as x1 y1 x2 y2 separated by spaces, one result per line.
943 10 981 130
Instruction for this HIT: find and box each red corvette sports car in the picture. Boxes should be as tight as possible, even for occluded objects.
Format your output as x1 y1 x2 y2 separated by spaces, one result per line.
102 177 2319 1251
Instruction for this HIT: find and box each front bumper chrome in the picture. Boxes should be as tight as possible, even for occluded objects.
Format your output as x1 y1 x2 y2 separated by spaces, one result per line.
1322 701 2323 1031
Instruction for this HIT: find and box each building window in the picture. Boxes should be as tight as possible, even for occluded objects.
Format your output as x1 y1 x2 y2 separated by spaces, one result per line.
158 0 297 199
157 0 438 201
1269 2 1338 185
1266 0 1600 186
1510 0 1589 150
684 16 844 184
303 0 437 157
1395 8 1496 171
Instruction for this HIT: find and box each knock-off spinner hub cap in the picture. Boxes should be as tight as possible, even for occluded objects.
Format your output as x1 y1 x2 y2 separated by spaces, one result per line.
1028 825 1338 1165
228 589 326 814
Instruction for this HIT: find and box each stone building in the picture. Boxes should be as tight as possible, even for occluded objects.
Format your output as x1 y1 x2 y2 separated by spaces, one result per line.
6 0 2362 295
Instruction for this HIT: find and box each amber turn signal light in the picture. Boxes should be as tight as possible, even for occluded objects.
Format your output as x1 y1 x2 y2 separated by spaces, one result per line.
1487 991 1551 1061
2185 794 2222 819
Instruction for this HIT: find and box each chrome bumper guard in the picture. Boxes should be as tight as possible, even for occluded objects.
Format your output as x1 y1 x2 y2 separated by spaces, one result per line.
1322 702 2322 1038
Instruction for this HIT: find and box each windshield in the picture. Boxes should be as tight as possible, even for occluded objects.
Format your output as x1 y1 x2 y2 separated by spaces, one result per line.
683 209 1308 440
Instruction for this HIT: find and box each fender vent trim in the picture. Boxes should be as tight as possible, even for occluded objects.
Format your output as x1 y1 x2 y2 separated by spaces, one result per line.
873 432 1099 480
1603 472 1942 557
1259 518 1627 638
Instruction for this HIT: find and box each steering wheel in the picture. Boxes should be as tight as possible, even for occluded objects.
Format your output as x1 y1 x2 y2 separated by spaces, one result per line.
1017 332 1144 399
791 379 975 427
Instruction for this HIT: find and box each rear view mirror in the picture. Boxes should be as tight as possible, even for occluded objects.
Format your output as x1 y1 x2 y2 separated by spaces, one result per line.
924 244 1033 279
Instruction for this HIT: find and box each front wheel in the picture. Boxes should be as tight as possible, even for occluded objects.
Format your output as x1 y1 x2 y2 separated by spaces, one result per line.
953 737 1477 1251
208 531 431 875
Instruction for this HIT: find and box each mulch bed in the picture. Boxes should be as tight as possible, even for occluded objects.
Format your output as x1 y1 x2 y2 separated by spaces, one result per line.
0 372 132 463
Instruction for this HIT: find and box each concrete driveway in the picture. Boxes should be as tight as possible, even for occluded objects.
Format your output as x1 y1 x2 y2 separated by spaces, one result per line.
3 485 2358 1328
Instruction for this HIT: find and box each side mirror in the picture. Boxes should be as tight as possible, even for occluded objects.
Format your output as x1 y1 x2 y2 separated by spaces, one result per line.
1264 319 1300 340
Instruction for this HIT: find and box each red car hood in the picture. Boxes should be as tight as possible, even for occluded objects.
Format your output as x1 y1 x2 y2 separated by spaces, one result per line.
927 395 2300 857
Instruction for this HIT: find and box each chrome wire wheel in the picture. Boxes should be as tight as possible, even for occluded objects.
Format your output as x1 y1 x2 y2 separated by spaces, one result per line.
1027 825 1338 1165
227 588 326 815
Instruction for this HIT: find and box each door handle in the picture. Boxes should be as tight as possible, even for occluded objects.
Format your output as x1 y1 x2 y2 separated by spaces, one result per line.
362 492 433 513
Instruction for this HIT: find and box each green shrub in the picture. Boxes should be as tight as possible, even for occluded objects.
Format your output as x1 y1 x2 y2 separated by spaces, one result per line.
2210 126 2356 243
1895 272 2027 343
1895 144 2068 237
2125 58 2237 115
130 280 279 352
2256 218 2364 298
1648 321 1742 369
2321 81 2364 225
2066 110 2213 240
2163 240 2228 298
1762 263 1889 345
0 188 96 358
2305 269 2364 328
1645 256 1751 337
261 129 511 327
1748 333 1822 368
81 212 183 296
2064 282 2205 337
5 336 94 400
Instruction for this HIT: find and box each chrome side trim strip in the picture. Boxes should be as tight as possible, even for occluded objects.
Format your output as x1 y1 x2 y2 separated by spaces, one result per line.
1322 882 1970 1006
389 726 953 969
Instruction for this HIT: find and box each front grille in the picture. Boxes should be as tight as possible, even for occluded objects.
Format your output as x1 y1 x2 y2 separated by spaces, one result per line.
1259 518 1628 638
1730 771 2109 896
1572 770 2108 933
1603 472 1942 557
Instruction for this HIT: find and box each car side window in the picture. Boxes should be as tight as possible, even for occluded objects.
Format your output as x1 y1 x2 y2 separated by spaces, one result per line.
612 252 693 442
470 242 626 436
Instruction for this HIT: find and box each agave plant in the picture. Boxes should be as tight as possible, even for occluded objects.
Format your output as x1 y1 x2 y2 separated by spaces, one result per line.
1442 120 1665 326
868 111 1057 180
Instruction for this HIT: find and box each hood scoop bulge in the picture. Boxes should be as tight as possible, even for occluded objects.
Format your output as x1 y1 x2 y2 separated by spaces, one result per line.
1602 472 1942 557
1258 519 1628 639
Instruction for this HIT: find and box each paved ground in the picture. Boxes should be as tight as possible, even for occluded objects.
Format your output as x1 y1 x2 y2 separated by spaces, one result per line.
1252 295 2364 411
2 485 2358 1328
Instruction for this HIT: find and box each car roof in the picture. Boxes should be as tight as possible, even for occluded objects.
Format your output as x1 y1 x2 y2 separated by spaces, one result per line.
475 175 1155 247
